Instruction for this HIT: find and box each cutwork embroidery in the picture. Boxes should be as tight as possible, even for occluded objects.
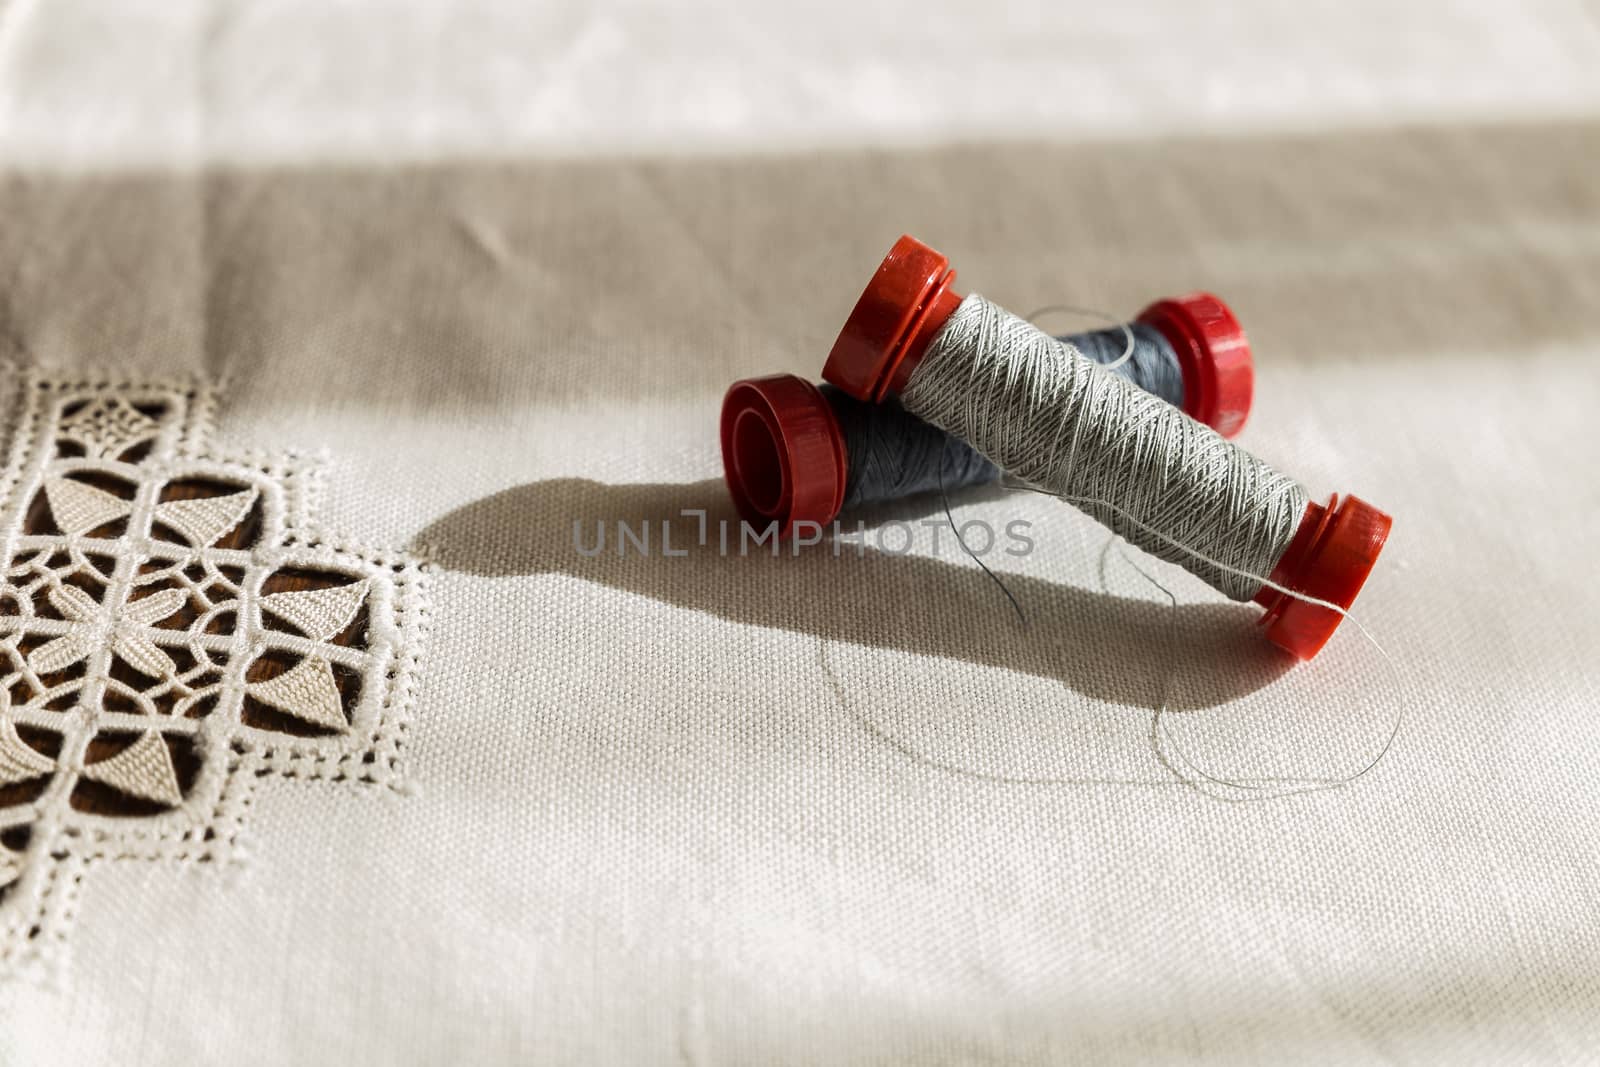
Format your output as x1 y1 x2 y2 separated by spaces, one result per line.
0 377 428 964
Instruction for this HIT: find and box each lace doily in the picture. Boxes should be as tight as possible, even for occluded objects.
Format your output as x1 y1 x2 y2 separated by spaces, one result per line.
0 375 429 966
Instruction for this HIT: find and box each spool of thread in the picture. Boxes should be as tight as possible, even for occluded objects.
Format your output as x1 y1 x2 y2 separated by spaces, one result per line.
721 293 1252 539
820 235 1392 660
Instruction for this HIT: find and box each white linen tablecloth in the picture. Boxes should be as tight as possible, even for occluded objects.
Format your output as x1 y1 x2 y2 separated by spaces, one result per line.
1 1 1598 1063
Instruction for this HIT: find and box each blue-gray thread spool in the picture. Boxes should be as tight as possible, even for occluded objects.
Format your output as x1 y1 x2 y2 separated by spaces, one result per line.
720 303 1250 539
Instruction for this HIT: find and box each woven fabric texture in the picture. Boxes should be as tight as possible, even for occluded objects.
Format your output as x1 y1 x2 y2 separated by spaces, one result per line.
1 1 1598 1063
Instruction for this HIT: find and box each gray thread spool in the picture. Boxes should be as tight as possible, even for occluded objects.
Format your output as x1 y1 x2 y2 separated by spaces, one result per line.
819 237 1392 659
902 294 1307 602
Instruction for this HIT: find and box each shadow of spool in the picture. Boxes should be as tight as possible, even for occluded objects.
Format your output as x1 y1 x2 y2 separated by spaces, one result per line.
416 477 1294 716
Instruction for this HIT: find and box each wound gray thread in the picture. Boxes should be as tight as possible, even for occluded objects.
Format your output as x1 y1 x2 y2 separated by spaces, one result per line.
901 294 1307 601
822 319 1188 514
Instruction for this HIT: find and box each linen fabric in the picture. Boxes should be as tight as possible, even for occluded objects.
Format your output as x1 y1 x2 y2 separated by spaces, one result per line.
1 1 1598 1063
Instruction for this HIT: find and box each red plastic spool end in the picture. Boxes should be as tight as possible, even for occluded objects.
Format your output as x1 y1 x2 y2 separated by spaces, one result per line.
720 375 848 537
1256 494 1393 660
822 235 962 402
1137 292 1254 439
